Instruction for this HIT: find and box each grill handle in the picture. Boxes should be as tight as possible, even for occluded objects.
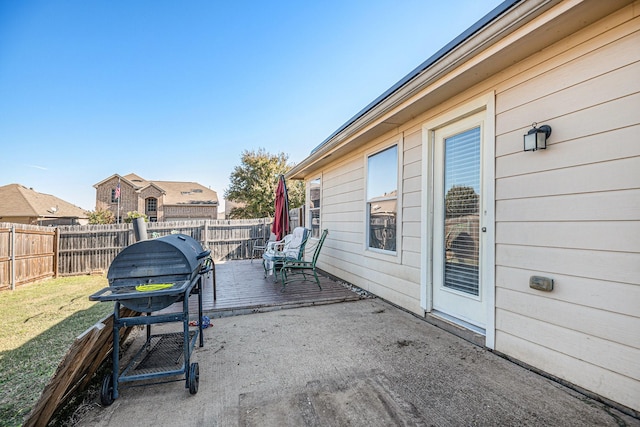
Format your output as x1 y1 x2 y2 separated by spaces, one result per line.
196 250 211 260
199 256 213 274
89 287 112 301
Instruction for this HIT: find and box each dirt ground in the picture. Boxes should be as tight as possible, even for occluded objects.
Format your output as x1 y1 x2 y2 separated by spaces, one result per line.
75 298 639 426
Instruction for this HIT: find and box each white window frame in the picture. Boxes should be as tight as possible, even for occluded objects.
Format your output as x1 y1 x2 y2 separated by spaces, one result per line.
307 176 322 239
364 137 403 262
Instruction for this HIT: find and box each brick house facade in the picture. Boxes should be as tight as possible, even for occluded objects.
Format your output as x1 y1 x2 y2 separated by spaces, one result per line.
94 173 218 222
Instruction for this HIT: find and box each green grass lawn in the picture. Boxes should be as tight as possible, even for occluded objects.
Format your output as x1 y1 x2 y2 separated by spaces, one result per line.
0 275 112 427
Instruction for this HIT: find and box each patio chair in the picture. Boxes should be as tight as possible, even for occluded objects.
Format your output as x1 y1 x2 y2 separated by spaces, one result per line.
251 232 276 263
280 229 328 291
262 227 309 280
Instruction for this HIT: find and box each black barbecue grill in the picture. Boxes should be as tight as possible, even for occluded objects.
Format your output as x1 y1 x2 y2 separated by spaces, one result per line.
90 234 213 405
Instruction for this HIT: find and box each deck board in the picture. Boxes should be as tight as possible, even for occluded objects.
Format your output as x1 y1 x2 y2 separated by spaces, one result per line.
159 260 363 318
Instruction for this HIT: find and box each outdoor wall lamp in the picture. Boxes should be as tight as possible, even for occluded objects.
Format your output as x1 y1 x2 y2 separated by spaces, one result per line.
523 122 552 151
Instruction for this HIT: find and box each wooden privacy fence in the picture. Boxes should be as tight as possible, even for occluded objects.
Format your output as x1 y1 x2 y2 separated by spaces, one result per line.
156 218 272 260
56 218 274 276
1 209 307 288
57 223 134 277
0 223 58 291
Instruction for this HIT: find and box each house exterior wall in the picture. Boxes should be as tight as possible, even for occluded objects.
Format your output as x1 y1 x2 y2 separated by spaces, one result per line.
95 177 137 220
491 4 640 411
0 216 36 225
94 180 112 212
316 132 424 314
37 217 87 226
299 1 639 412
139 186 164 220
163 205 217 221
95 178 218 222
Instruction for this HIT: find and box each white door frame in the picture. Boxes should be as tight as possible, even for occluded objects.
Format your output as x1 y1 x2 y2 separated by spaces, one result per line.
420 92 496 349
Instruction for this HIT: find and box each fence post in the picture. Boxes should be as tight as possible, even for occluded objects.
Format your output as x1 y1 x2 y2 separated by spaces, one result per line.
202 220 208 249
53 227 60 278
10 225 15 291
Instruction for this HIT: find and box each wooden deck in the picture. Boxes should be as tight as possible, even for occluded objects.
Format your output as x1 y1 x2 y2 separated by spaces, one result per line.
160 259 364 318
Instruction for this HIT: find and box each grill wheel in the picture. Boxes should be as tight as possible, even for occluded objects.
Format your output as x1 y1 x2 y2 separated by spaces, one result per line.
189 362 199 395
100 373 114 406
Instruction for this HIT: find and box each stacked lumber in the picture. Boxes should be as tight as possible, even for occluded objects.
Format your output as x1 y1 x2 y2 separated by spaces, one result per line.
23 307 139 427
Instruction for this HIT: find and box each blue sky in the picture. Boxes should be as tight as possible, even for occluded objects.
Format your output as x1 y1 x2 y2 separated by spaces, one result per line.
0 0 503 211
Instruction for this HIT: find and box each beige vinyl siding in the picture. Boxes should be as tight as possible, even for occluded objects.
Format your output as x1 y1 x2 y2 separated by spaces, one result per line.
313 134 423 314
493 4 640 411
321 161 364 247
293 0 638 411
318 158 364 286
401 129 423 276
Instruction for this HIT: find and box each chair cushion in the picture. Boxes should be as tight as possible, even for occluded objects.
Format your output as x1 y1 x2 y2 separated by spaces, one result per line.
263 227 308 261
283 227 307 259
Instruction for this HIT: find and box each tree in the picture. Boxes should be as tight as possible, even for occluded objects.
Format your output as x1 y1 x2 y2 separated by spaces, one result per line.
124 211 148 223
224 148 305 219
445 185 479 217
87 208 115 224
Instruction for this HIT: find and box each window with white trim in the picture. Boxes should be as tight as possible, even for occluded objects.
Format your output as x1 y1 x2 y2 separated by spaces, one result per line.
308 177 321 238
367 145 398 252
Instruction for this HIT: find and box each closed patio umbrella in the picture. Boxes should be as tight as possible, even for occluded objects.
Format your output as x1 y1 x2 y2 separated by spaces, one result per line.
272 174 290 240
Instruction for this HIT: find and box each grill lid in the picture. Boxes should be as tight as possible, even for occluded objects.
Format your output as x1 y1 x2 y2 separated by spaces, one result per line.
108 234 208 285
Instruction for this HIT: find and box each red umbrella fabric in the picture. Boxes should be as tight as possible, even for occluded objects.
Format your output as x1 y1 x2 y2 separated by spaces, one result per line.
272 175 290 240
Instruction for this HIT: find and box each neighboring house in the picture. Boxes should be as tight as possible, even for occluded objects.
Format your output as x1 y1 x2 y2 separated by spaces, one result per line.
0 183 88 226
289 0 639 415
94 174 218 222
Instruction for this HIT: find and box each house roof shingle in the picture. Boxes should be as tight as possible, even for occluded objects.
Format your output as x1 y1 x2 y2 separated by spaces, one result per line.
95 174 218 206
0 184 88 218
153 181 218 205
122 173 151 189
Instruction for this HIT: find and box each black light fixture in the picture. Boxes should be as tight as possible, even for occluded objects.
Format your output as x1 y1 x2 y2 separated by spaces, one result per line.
523 122 552 151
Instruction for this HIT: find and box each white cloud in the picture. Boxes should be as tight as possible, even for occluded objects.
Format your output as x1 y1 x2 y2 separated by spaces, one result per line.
27 164 48 170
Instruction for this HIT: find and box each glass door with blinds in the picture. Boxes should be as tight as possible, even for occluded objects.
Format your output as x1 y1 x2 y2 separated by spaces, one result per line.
432 113 486 329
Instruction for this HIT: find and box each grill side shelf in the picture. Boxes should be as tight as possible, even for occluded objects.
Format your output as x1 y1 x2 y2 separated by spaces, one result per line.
89 280 191 302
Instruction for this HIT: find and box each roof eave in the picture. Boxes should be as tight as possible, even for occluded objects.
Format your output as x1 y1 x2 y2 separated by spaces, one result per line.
287 0 558 180
140 182 167 194
93 174 140 190
310 0 521 155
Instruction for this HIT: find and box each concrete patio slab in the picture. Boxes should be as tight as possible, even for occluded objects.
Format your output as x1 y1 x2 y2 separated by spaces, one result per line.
76 298 639 426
